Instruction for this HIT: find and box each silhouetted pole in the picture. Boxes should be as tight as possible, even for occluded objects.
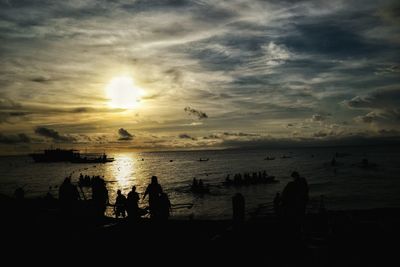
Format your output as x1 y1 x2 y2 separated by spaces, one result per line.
232 193 245 226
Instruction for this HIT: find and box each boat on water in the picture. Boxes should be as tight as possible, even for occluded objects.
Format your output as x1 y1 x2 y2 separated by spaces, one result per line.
264 156 275 160
199 158 209 162
29 148 114 163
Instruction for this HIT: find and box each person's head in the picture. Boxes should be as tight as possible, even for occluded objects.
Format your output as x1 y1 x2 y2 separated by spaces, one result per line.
117 189 121 195
132 186 136 192
291 171 300 180
151 176 158 184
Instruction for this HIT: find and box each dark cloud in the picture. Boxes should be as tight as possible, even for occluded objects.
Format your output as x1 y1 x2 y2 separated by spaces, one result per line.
344 88 400 123
0 110 31 123
223 132 259 137
344 88 400 110
71 107 92 113
354 112 380 124
184 107 208 120
203 134 220 140
0 133 30 144
34 126 76 142
179 133 196 140
30 76 51 83
313 131 328 138
118 128 134 141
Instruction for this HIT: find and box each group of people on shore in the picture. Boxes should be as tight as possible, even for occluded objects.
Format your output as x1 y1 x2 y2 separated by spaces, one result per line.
17 169 311 227
115 176 171 220
78 174 103 187
58 175 171 221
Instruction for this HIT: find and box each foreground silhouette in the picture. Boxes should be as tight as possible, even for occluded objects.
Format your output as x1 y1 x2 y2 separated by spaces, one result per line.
1 171 399 266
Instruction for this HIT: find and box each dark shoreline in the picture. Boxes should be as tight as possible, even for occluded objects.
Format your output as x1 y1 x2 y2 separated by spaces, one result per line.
2 193 399 265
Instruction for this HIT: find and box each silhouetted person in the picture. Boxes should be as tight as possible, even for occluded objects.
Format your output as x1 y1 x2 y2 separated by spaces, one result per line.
143 176 163 219
331 157 336 166
198 179 204 188
281 171 309 235
91 177 109 217
115 190 126 218
127 186 140 219
59 177 79 216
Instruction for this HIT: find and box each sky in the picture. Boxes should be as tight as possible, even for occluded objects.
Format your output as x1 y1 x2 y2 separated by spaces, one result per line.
0 0 399 154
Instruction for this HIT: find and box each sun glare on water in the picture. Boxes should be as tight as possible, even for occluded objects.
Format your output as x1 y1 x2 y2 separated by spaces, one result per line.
106 76 144 109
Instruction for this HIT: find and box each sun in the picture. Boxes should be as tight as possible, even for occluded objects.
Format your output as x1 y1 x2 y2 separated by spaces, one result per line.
106 76 144 109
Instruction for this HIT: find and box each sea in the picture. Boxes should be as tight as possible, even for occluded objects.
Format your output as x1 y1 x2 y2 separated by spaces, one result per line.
1 145 400 220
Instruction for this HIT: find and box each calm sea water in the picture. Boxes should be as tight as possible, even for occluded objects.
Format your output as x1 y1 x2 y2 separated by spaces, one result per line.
1 146 400 219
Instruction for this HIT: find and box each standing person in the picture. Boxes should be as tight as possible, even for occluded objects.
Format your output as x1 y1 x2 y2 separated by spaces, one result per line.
281 171 309 235
59 177 80 216
91 177 109 217
115 190 127 218
281 171 309 218
143 176 163 219
126 186 140 219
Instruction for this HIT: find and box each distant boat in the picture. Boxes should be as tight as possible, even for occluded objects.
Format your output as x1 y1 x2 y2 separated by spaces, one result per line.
281 155 292 159
199 158 209 162
264 156 275 160
29 148 114 163
29 148 78 162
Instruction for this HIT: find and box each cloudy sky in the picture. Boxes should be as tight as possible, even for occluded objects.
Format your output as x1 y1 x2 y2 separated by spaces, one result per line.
1 0 399 153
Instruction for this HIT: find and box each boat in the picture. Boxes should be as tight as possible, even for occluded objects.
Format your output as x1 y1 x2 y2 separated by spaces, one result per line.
29 148 79 162
199 158 209 162
29 148 114 163
264 156 275 160
223 175 278 187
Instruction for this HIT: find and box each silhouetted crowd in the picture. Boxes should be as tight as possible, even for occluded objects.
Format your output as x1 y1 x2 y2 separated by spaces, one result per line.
15 170 310 227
